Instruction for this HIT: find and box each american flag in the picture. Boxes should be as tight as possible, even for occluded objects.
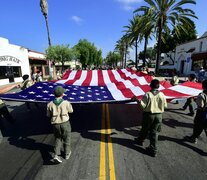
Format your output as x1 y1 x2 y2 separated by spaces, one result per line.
0 69 203 103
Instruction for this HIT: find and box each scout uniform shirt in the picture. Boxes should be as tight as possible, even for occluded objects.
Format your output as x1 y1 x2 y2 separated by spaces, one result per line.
140 90 167 113
0 99 5 109
47 99 73 124
196 91 207 110
20 79 33 90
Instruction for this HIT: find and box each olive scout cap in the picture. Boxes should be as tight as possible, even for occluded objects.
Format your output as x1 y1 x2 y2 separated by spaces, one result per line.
54 86 65 97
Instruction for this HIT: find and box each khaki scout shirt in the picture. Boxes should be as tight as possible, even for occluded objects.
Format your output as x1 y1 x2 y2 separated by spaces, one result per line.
196 92 207 110
20 80 33 90
140 91 167 113
47 100 73 124
0 99 5 109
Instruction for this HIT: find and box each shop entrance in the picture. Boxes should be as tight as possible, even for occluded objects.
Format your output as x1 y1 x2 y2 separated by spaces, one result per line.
6 66 15 83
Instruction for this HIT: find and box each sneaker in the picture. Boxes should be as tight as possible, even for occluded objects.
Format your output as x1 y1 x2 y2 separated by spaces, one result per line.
185 136 197 144
52 155 62 163
65 151 71 160
145 147 157 157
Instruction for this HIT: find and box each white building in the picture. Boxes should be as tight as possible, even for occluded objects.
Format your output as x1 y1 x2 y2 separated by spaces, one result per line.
160 31 207 75
0 37 30 86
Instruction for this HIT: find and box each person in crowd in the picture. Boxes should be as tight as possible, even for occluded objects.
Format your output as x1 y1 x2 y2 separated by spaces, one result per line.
18 74 33 110
170 71 179 86
56 70 62 80
141 67 148 74
0 87 16 144
185 79 207 143
131 79 167 157
131 65 137 72
180 74 197 116
36 71 43 82
31 71 37 83
47 86 73 163
198 67 205 82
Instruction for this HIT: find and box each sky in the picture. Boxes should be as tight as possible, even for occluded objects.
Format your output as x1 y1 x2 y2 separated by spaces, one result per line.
0 0 206 59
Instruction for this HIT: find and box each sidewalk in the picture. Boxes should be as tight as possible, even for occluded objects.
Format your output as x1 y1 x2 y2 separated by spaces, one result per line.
0 83 19 94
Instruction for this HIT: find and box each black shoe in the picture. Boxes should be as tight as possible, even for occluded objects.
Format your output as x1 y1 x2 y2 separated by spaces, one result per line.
145 147 156 157
184 136 197 144
134 137 143 146
187 113 195 116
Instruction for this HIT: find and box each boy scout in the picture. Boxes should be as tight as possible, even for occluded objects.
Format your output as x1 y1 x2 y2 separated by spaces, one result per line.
185 79 207 143
47 86 73 163
181 74 197 115
132 79 167 157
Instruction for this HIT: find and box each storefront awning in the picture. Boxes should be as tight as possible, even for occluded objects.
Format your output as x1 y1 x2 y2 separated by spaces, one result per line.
29 56 48 65
191 51 207 61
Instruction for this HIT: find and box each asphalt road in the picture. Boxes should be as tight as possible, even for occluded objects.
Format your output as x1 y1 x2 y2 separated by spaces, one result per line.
0 99 207 180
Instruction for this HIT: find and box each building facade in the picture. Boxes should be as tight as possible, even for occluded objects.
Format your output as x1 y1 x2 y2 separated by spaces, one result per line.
160 31 207 75
0 37 30 86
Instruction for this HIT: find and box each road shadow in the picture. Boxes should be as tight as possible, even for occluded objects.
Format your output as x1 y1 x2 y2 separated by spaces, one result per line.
80 131 146 155
159 135 207 156
8 136 54 165
163 118 193 129
1 102 55 165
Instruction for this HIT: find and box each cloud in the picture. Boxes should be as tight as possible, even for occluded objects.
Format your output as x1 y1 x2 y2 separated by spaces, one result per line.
115 0 143 11
71 16 83 25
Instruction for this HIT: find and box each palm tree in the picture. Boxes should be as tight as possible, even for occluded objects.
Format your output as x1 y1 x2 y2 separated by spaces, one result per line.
124 16 143 68
115 39 125 68
138 8 155 67
134 0 197 74
40 0 51 46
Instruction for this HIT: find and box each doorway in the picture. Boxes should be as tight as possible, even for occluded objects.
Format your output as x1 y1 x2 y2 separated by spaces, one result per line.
6 66 14 83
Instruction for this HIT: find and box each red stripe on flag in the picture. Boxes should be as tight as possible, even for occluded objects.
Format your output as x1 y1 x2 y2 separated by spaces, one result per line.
117 69 142 86
82 70 92 86
180 81 202 90
61 70 71 80
65 70 82 84
98 70 105 86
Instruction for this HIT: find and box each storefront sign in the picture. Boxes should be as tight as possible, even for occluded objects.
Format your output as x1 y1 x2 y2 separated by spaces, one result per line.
0 55 21 64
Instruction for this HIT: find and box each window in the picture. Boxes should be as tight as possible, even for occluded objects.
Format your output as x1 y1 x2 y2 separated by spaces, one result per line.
0 66 7 79
0 66 22 79
13 66 22 77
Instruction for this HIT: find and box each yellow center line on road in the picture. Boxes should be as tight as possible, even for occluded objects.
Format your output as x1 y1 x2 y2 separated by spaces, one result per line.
99 104 116 180
106 104 116 180
99 104 106 180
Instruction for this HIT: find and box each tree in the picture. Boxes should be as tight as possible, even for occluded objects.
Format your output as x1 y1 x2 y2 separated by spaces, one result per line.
160 19 197 53
73 39 103 69
45 45 74 72
139 47 156 62
123 16 143 68
106 51 121 68
40 0 52 76
134 0 197 74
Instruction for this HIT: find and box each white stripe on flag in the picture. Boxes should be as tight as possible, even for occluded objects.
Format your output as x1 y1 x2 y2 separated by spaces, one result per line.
102 71 126 100
56 71 77 84
90 70 98 86
169 85 202 96
102 70 112 84
112 70 134 88
106 83 127 100
73 70 87 85
121 69 149 85
130 86 145 96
